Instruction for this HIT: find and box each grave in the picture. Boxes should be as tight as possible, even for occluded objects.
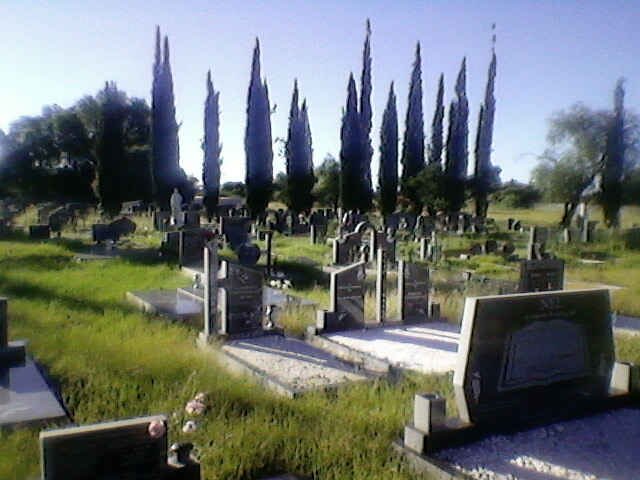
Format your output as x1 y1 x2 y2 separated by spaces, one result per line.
332 231 363 265
518 258 564 292
398 260 430 324
0 298 66 428
316 262 366 332
125 290 203 326
396 288 640 478
219 216 251 250
40 414 200 479
178 229 207 267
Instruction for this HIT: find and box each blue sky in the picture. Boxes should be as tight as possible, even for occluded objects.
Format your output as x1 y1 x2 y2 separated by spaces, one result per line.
1 1 638 184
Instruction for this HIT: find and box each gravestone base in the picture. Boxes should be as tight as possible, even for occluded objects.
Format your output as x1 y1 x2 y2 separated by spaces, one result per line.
199 334 371 398
0 342 67 428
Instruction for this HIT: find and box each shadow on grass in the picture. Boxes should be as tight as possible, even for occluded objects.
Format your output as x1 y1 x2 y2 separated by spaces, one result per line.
0 253 71 272
272 259 328 289
0 276 141 317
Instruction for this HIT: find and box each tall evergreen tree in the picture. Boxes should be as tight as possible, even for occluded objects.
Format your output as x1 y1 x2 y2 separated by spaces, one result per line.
285 80 315 213
445 58 469 213
203 70 221 221
340 74 364 212
96 82 127 216
244 38 273 218
151 28 182 208
473 51 498 217
378 82 398 218
428 74 445 165
400 43 425 210
601 78 626 228
359 19 373 210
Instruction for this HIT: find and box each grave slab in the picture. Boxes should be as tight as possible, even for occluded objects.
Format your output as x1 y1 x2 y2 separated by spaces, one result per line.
126 290 202 326
0 348 67 428
321 322 460 374
218 335 370 397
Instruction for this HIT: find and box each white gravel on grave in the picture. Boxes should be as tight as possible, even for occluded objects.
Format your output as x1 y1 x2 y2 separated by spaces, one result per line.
222 335 368 390
325 322 460 374
435 408 640 480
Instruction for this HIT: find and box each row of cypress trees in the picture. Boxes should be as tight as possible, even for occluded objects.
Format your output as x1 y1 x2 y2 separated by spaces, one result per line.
153 23 499 220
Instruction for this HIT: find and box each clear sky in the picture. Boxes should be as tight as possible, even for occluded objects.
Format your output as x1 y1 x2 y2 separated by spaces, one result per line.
1 1 638 184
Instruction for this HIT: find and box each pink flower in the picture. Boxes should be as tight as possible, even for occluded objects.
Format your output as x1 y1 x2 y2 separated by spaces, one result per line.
185 400 206 415
148 420 166 439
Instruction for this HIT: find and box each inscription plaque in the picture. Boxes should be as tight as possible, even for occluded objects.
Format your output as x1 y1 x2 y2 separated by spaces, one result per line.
219 261 263 336
519 258 564 292
398 261 429 324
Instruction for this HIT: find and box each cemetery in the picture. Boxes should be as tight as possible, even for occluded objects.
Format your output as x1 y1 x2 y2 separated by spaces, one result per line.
1 5 640 480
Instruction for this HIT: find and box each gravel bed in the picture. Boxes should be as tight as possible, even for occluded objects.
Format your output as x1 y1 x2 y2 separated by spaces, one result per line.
222 335 368 390
435 408 640 480
325 322 460 374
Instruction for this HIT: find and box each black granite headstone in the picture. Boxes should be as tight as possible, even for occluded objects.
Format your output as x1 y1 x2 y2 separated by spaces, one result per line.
518 258 565 293
219 216 251 250
398 261 429 324
328 262 366 330
454 289 615 426
179 229 206 267
218 262 263 336
29 225 50 239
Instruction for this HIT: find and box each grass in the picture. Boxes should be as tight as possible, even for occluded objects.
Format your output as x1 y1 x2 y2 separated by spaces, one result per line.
3 205 640 479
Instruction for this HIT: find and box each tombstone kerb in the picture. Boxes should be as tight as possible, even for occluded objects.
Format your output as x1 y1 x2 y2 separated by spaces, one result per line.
375 249 387 324
202 240 219 340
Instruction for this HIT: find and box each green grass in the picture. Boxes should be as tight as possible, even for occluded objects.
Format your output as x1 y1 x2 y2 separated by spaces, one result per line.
3 205 640 479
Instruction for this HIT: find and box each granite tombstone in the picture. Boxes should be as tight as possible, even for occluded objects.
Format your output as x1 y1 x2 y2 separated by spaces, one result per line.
518 258 565 293
397 261 430 324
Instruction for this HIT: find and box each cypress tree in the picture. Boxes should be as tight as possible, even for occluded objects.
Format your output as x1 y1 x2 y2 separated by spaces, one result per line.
473 51 497 217
359 19 373 210
340 74 363 212
379 82 398 218
151 28 182 208
445 58 469 213
203 70 221 221
244 38 273 218
428 74 445 165
602 78 626 228
285 80 314 213
96 81 126 217
400 43 425 210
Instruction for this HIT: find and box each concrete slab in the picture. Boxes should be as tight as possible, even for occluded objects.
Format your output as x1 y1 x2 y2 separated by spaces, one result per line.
179 286 316 308
126 290 202 326
324 322 461 374
0 353 67 428
219 335 370 397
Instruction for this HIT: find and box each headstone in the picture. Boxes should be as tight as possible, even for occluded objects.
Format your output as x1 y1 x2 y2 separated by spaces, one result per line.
512 220 521 232
375 231 396 264
153 211 171 232
468 243 482 255
563 227 572 244
202 240 218 339
518 258 565 293
501 242 515 256
109 217 137 239
454 289 615 426
419 237 428 261
40 415 200 479
92 224 117 243
483 239 498 254
237 242 261 266
397 261 429 324
263 230 273 274
318 262 366 332
375 249 387 324
507 218 515 230
527 226 548 260
179 229 206 267
219 216 251 250
218 261 264 336
0 299 26 402
332 231 362 265
29 224 50 239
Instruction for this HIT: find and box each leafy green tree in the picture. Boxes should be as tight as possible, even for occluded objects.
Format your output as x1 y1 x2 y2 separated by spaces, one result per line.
378 82 398 218
203 70 222 221
400 42 425 210
491 180 540 209
314 154 340 210
244 38 274 218
403 163 446 215
531 101 639 226
96 82 127 216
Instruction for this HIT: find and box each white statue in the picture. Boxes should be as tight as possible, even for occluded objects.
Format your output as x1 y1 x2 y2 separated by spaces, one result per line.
170 188 183 227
